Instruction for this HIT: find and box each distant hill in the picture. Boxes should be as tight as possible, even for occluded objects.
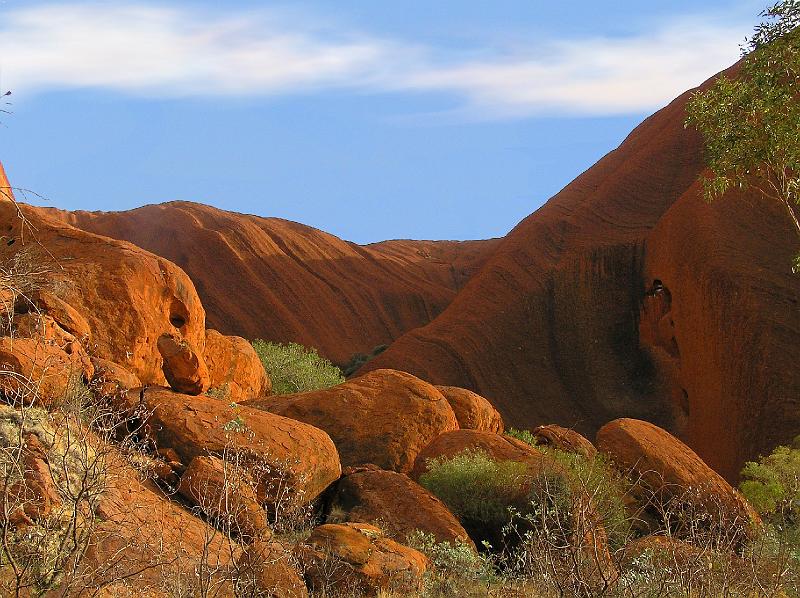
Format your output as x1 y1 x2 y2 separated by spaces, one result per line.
45 201 497 365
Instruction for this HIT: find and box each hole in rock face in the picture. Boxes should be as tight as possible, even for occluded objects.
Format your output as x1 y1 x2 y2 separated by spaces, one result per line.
168 297 189 330
680 388 690 416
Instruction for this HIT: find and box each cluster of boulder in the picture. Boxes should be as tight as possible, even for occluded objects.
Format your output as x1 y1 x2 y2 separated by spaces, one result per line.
0 194 763 596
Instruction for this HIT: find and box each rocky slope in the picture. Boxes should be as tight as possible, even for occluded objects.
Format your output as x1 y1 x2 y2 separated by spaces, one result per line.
47 202 497 365
361 66 800 481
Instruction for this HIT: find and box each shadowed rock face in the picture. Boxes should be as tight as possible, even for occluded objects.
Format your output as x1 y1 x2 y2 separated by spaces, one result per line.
362 65 800 481
49 202 499 365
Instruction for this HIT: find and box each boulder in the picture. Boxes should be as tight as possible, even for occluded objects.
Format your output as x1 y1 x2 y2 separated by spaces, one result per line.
178 455 271 542
4 433 61 526
0 195 207 388
235 540 308 598
89 357 141 399
204 329 271 401
0 337 92 406
157 333 210 395
296 523 428 596
435 385 503 433
329 465 475 549
596 419 760 541
531 424 598 459
78 453 237 596
244 369 458 473
15 289 92 343
125 387 341 506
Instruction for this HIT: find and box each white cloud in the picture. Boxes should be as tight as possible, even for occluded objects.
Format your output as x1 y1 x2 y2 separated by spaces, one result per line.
0 2 748 117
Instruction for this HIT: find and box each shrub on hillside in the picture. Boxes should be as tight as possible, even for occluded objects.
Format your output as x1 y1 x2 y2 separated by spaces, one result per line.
251 340 344 395
740 435 800 524
418 448 528 532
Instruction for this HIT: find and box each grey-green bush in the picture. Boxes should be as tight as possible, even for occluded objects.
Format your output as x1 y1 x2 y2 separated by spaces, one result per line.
251 340 344 395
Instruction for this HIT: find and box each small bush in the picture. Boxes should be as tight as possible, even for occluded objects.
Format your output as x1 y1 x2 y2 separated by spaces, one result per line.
418 448 528 530
406 530 497 597
251 340 344 395
505 427 536 446
546 449 632 551
740 435 800 524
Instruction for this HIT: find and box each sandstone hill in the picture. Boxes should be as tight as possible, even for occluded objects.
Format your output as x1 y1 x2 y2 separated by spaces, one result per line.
45 201 497 365
360 66 800 481
4 64 799 485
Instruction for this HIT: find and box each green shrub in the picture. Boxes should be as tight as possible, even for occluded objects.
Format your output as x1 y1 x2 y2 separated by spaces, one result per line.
740 435 800 524
544 449 632 551
504 428 632 550
418 448 528 529
406 530 497 596
505 428 536 446
251 340 344 395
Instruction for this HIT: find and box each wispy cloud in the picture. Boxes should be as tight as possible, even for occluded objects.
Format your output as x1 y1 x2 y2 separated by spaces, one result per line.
0 2 747 118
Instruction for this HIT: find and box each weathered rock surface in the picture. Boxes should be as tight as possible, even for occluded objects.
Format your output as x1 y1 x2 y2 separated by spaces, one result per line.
204 329 271 401
78 454 237 596
531 424 598 459
0 184 207 388
297 523 428 596
596 418 760 540
329 465 474 549
15 289 92 343
157 333 210 395
244 369 458 473
0 337 92 405
126 387 341 505
178 455 271 542
236 540 308 598
54 201 499 365
435 385 503 433
5 433 61 525
359 64 800 480
89 357 141 399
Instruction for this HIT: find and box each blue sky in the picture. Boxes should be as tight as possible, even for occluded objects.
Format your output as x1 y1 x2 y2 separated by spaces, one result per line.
0 0 762 243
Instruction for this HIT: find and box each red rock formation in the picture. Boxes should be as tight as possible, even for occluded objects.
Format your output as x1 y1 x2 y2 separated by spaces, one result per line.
0 337 92 406
435 385 504 432
362 65 800 481
204 329 271 401
244 369 459 473
0 185 207 387
297 522 428 596
157 332 211 395
51 201 497 364
125 387 342 505
329 465 475 549
531 424 598 459
596 418 760 542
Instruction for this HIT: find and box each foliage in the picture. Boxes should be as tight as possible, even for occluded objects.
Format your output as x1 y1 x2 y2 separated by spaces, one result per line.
406 530 497 597
546 449 633 552
422 449 524 526
418 448 527 529
740 434 800 523
251 340 344 395
504 427 536 446
685 0 800 270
